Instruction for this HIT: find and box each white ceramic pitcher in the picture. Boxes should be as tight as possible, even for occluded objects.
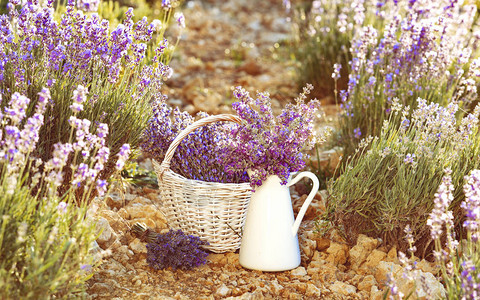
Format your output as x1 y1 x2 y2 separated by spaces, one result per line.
239 171 320 272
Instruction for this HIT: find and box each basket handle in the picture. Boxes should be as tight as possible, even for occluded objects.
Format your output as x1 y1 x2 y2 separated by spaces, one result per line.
157 114 243 178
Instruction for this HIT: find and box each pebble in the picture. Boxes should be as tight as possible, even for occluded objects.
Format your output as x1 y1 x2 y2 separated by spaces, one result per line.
290 266 307 277
216 284 231 297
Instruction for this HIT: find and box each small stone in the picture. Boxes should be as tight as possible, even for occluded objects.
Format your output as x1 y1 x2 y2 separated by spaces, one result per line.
142 186 157 194
226 253 240 266
291 266 307 277
105 193 124 209
182 77 204 103
305 283 321 297
374 261 402 285
385 246 398 263
192 91 223 114
208 253 226 265
358 275 377 292
417 259 438 275
310 250 323 263
125 204 160 220
216 284 230 297
315 237 331 251
396 270 446 299
349 234 379 270
270 279 284 294
291 281 307 293
300 238 316 260
326 242 349 266
98 210 128 232
117 208 129 219
370 285 384 300
360 249 387 272
95 217 116 249
329 281 357 296
129 238 146 254
146 192 159 202
184 104 196 114
310 263 338 283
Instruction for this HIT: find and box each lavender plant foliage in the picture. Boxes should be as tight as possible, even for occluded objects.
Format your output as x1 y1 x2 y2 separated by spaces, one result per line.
0 1 175 196
337 0 480 158
420 169 480 299
0 88 115 298
141 102 249 183
146 229 209 271
224 85 322 190
327 97 480 253
288 0 386 98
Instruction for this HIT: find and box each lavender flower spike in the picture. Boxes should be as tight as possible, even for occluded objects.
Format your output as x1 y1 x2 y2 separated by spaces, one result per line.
462 169 480 242
174 12 185 29
426 169 454 240
70 85 88 113
115 144 131 171
77 0 100 12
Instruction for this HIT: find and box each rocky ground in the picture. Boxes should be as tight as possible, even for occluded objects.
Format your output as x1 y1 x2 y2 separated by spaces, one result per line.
85 0 446 299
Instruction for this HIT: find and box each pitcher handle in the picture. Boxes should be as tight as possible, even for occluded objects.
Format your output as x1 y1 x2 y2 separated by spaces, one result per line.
287 171 320 236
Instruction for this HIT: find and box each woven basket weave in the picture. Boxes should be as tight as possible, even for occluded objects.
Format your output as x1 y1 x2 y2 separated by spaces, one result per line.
153 114 251 253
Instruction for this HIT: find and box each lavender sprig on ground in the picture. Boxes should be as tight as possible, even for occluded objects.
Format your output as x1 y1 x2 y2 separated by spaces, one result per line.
146 229 209 271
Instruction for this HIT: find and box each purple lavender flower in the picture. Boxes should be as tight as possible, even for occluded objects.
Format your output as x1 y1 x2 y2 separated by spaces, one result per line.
161 0 171 9
115 144 131 171
5 92 30 125
353 127 361 139
225 85 322 189
70 85 88 113
462 169 480 241
57 202 68 214
174 12 185 29
2 1 170 98
80 264 92 272
332 63 342 80
77 0 100 12
141 103 249 183
339 0 479 157
404 153 415 165
427 170 454 240
146 229 209 270
96 179 107 196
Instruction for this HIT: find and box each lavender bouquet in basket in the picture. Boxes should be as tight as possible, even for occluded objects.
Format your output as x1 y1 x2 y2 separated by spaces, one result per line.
141 85 323 189
223 84 324 190
141 102 249 183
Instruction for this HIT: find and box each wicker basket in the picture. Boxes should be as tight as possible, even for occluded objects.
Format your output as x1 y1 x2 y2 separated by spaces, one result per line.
153 114 252 253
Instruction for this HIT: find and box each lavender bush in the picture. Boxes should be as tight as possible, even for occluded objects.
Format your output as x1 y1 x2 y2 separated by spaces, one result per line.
0 0 178 198
223 85 325 190
384 170 480 299
335 0 480 159
146 229 209 271
326 98 480 254
0 88 120 298
287 0 388 99
426 170 480 299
